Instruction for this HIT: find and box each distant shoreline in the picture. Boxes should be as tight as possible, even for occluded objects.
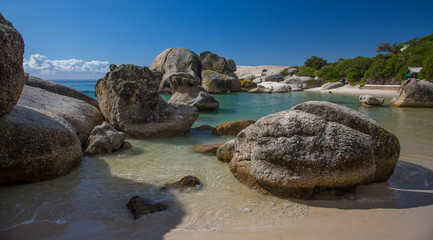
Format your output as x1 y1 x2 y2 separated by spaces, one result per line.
304 85 400 97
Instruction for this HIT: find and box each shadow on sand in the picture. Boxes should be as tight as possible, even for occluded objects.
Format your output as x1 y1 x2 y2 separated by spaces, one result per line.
293 161 433 210
0 154 185 240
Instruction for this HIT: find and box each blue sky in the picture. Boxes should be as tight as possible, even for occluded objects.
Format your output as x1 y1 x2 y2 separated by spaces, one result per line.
1 0 432 79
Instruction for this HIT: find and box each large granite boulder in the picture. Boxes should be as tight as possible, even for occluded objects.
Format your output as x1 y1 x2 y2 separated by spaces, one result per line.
212 119 255 136
0 13 25 116
390 79 433 107
228 101 400 198
264 73 284 82
258 82 290 93
199 51 240 93
95 64 198 138
168 73 219 111
201 70 240 93
216 139 236 163
151 48 202 93
26 76 99 108
85 121 131 155
359 95 384 106
284 75 319 90
18 85 104 146
0 106 82 185
321 81 345 90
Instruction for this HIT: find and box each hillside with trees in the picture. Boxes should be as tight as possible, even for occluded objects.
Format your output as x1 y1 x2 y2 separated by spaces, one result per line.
297 33 433 85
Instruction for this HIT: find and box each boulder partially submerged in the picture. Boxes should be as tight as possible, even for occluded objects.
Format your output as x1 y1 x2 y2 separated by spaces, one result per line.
85 122 132 155
390 79 433 107
0 13 25 116
95 64 198 138
168 74 219 111
359 95 384 107
127 196 168 220
212 119 255 136
200 51 240 93
227 101 400 199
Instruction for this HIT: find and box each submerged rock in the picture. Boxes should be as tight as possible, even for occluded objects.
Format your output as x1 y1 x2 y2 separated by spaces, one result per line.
151 48 202 94
359 95 384 106
0 106 82 185
168 74 219 111
95 64 198 138
127 196 168 220
229 101 400 199
85 122 131 155
390 79 433 107
162 176 201 190
26 76 99 108
0 13 25 116
189 143 224 155
18 85 104 146
212 119 256 136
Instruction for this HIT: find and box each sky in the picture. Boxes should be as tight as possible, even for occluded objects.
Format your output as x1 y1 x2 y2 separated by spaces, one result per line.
1 0 432 79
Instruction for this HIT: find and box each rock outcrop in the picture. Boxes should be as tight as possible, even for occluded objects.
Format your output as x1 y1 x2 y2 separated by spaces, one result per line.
390 79 433 107
0 106 82 185
212 119 256 136
228 101 400 198
26 76 99 108
0 13 25 116
127 196 168 220
18 85 104 146
321 81 344 90
359 95 384 106
264 73 284 82
151 48 202 94
284 75 319 90
216 139 236 163
200 51 240 93
258 82 290 93
162 176 201 190
168 74 219 111
85 122 131 155
95 64 198 138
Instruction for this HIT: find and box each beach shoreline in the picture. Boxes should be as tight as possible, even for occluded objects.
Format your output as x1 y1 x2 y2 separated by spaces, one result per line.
304 85 400 98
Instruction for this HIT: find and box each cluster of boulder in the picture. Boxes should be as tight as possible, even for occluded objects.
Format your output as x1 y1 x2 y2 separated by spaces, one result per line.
391 79 433 107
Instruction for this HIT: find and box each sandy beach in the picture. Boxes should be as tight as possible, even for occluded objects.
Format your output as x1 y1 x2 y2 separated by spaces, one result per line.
305 85 400 98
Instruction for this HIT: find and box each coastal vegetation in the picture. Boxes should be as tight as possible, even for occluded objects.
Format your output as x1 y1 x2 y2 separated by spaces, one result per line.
297 33 433 84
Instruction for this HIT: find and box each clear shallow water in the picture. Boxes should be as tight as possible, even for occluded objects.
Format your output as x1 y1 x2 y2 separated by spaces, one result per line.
1 80 433 239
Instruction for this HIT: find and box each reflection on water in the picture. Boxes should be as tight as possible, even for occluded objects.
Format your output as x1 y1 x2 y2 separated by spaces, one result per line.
1 92 433 239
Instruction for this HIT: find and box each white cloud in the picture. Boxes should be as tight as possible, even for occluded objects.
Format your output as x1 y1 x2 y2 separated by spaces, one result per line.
23 54 110 79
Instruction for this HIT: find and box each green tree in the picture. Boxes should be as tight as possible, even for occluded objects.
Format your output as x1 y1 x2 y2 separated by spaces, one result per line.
297 66 316 77
304 56 328 70
376 41 404 53
419 53 433 80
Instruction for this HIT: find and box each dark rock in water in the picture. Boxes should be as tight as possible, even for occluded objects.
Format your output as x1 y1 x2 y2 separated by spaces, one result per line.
193 125 215 131
0 13 26 116
390 79 433 107
189 143 224 155
26 76 99 108
151 48 202 93
18 85 104 146
168 74 219 111
85 121 131 155
127 196 168 220
201 70 240 94
0 106 82 185
228 101 400 199
216 139 236 163
162 176 201 190
95 64 198 138
212 119 256 136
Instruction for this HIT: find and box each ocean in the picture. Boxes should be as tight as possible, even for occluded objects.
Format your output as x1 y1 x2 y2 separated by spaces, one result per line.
1 80 432 239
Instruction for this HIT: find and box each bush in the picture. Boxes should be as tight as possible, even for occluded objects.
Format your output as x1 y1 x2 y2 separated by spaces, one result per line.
347 71 361 83
297 66 316 77
304 56 328 70
420 54 433 80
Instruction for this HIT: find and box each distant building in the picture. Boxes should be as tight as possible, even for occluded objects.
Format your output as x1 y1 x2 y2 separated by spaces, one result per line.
405 67 423 80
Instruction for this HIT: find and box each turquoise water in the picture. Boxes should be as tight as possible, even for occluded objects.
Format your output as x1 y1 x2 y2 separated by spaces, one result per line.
2 80 432 239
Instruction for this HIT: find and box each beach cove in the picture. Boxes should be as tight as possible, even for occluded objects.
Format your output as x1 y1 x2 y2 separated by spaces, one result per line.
1 83 432 240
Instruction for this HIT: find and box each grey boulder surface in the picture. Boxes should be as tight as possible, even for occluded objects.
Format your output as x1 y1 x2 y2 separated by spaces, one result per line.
200 51 240 93
168 73 219 111
95 64 198 138
390 79 433 107
228 101 400 198
151 48 202 93
284 75 319 90
321 81 345 90
359 95 384 106
0 106 82 185
26 76 99 108
85 121 131 155
0 13 26 116
18 85 104 146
